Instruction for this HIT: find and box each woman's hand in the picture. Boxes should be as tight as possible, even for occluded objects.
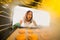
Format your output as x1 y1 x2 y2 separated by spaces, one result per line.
20 20 22 25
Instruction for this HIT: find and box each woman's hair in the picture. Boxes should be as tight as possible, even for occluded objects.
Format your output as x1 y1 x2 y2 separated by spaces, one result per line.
25 10 33 22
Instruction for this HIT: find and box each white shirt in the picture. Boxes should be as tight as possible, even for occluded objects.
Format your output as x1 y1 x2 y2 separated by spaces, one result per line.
21 19 36 27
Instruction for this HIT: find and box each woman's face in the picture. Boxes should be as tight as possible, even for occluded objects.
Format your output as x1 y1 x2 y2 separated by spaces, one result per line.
26 12 32 21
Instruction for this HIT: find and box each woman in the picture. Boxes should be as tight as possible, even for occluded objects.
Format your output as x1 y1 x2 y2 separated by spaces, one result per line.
20 10 37 27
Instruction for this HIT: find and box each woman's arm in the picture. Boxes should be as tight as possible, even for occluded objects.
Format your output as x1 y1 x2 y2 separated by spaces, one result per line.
33 20 37 26
20 20 22 25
